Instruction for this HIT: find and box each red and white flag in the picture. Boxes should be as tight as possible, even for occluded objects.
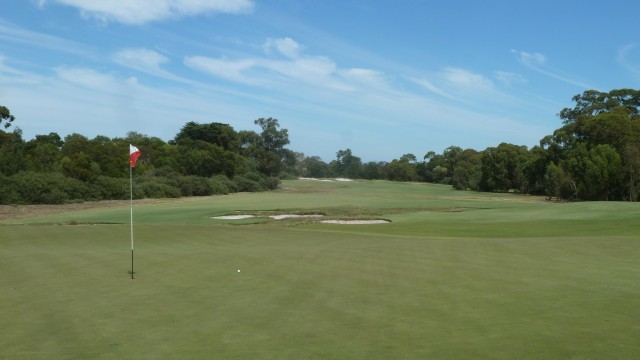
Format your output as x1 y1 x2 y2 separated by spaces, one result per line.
129 144 141 167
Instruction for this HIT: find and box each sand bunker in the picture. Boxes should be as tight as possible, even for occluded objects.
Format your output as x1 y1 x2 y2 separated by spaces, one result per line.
269 214 324 220
211 214 323 220
211 214 389 224
320 220 390 224
211 215 256 220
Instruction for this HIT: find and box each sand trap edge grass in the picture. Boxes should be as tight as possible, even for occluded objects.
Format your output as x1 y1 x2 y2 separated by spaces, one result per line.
211 214 390 224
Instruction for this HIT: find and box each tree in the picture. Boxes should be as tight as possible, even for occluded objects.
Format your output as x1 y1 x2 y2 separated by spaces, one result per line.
451 149 482 190
544 162 567 200
479 143 529 192
0 129 26 175
174 122 240 152
242 118 291 176
623 144 640 201
0 106 15 129
332 149 362 178
301 156 330 178
521 146 548 195
586 144 623 201
254 118 290 152
388 154 417 181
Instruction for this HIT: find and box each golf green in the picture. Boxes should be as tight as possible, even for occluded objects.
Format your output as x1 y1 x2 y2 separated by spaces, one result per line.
1 180 639 359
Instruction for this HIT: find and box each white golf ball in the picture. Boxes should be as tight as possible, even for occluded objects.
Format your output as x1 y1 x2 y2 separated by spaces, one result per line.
237 269 241 272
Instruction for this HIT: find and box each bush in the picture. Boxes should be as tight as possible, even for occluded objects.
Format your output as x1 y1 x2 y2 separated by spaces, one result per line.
138 180 181 198
176 175 212 196
233 175 264 192
5 172 95 204
211 175 236 193
207 177 229 195
0 174 21 204
95 176 129 200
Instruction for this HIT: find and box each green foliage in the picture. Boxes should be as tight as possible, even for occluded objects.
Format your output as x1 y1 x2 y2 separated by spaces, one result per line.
0 105 15 129
94 176 129 199
233 175 265 192
331 148 362 178
174 121 240 151
0 129 26 176
0 110 290 204
7 172 95 204
134 177 181 198
3 88 640 204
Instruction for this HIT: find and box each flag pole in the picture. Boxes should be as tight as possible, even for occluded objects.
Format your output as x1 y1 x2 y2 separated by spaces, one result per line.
130 165 134 279
128 144 141 280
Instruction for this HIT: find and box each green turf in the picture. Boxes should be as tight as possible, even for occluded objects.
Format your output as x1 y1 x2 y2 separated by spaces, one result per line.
1 180 639 359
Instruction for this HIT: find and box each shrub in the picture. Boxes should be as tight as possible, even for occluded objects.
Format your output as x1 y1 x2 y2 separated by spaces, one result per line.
95 176 129 200
176 175 212 196
0 174 21 204
7 172 94 204
138 181 181 198
211 175 236 193
232 175 264 192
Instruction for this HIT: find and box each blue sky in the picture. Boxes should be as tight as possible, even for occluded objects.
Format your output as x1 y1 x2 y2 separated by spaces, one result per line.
1 0 640 162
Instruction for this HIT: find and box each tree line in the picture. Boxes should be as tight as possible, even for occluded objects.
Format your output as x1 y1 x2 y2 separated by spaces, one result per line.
0 115 289 204
1 88 639 204
305 89 640 201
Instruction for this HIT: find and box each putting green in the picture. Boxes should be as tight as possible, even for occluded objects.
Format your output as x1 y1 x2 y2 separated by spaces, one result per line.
1 180 639 359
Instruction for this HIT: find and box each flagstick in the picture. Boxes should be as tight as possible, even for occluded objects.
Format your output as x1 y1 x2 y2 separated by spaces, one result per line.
130 165 135 279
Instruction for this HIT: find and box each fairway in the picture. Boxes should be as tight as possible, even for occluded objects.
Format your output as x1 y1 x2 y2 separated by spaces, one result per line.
1 180 640 359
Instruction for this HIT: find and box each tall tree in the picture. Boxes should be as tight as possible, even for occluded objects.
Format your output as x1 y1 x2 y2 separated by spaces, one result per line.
332 149 362 178
0 106 15 129
248 118 290 176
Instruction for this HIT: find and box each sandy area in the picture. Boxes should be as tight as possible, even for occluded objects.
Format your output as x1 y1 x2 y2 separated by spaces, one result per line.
210 215 257 220
210 214 324 220
211 213 389 224
268 214 324 220
320 220 390 224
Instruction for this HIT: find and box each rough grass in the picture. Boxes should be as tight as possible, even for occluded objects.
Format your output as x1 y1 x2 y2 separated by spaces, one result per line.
1 180 640 359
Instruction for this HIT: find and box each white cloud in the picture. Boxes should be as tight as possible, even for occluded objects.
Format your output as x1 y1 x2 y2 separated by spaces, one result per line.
0 19 95 59
512 49 594 89
185 37 353 90
411 67 498 101
512 50 546 66
263 37 302 59
184 56 257 83
618 43 640 75
441 67 494 92
493 71 527 87
339 68 387 88
39 0 254 25
264 57 337 83
55 67 122 90
112 48 187 82
114 48 168 70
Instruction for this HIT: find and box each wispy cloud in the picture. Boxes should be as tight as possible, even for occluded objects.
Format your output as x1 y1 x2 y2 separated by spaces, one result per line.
0 19 95 59
493 71 527 87
184 56 257 84
440 67 494 93
37 0 255 25
512 49 594 89
411 67 497 102
263 37 302 59
112 48 190 83
338 68 388 89
185 37 358 91
618 43 640 75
